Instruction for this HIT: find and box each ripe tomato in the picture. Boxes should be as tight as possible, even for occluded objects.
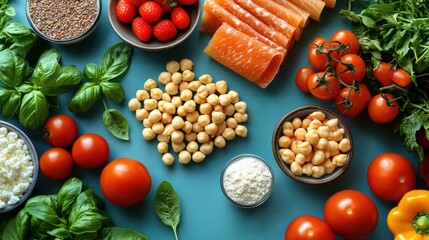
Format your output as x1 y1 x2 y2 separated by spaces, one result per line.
44 114 78 148
367 93 399 123
334 86 367 118
39 148 73 180
330 29 360 55
295 66 315 93
367 153 416 202
358 83 372 103
72 133 109 169
307 72 340 101
392 68 411 87
308 37 339 71
373 61 394 86
335 54 366 85
100 158 152 206
324 190 378 239
285 215 335 240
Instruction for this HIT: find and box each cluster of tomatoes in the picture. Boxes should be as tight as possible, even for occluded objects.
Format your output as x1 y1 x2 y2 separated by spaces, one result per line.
295 30 411 124
41 114 152 206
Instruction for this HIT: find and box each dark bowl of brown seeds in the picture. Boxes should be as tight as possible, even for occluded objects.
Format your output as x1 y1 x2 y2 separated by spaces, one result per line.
26 0 102 44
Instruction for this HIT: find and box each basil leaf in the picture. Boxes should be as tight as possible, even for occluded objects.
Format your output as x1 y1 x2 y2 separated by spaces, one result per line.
68 190 105 235
38 65 82 96
1 210 30 240
57 178 83 217
16 83 33 93
99 42 132 82
29 217 54 240
18 90 49 130
3 22 37 57
68 82 102 112
102 108 129 140
98 227 149 240
25 195 60 227
84 63 102 82
2 90 20 120
31 49 61 86
0 87 14 106
154 181 181 240
101 82 124 103
47 227 72 239
0 49 29 87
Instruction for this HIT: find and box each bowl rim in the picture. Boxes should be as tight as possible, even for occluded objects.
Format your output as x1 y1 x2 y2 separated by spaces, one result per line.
107 0 201 51
220 154 275 208
0 121 39 214
25 0 102 44
271 105 353 185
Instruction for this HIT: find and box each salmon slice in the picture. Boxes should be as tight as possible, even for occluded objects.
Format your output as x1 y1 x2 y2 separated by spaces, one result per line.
201 0 286 53
289 0 325 21
211 0 291 50
322 0 336 8
273 0 309 26
250 0 304 28
204 23 285 89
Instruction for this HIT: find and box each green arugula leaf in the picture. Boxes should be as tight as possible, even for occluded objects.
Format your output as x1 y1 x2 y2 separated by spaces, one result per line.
102 108 129 140
18 90 49 130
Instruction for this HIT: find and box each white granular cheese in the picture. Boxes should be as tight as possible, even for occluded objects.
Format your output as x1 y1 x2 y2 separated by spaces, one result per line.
223 156 273 206
0 127 34 209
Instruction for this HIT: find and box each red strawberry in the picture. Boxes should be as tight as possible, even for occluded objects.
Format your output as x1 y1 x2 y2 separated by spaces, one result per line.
177 0 197 6
115 0 137 23
139 1 163 24
132 17 153 42
171 7 190 30
153 19 177 42
125 0 145 7
154 0 176 13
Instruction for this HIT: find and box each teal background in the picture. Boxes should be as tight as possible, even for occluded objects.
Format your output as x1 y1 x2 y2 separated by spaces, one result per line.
3 0 425 239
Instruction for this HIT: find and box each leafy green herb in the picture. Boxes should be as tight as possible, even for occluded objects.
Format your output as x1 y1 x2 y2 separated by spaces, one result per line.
69 42 132 140
154 181 181 240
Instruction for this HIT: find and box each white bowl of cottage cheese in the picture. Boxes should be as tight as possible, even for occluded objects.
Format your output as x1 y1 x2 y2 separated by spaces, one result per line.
0 121 38 213
221 154 274 208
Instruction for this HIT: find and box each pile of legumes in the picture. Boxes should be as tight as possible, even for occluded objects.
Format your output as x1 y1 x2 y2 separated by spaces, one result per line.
128 59 249 166
277 111 351 178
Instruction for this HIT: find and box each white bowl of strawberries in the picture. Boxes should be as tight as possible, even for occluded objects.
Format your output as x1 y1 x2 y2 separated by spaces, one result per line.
108 0 200 51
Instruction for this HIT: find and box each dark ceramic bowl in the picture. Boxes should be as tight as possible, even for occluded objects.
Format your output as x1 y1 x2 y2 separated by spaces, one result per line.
272 105 353 185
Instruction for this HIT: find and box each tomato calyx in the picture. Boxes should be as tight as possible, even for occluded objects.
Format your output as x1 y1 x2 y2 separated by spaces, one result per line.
413 212 429 235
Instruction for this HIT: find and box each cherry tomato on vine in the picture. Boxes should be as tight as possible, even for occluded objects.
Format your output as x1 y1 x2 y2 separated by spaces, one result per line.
39 148 73 180
358 83 372 103
100 158 152 206
335 54 366 85
367 153 416 202
72 133 110 169
367 93 399 123
330 29 360 55
324 190 378 239
392 68 411 87
308 37 339 71
334 87 367 118
285 215 335 240
307 72 340 101
373 61 394 86
44 114 78 148
295 66 315 93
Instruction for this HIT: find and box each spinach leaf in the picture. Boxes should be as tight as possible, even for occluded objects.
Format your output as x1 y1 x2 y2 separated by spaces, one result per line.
38 65 82 96
99 42 133 82
31 49 61 86
98 227 149 240
102 108 129 140
18 90 49 130
154 181 181 240
2 90 20 120
57 177 83 217
0 49 29 87
101 81 124 103
25 195 61 227
68 82 102 112
84 63 101 82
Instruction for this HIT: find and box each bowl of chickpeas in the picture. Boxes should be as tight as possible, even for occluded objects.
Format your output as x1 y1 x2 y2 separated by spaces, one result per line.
272 105 353 184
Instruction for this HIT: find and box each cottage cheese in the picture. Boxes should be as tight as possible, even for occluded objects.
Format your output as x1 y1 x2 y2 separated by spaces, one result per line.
222 156 273 206
0 127 34 209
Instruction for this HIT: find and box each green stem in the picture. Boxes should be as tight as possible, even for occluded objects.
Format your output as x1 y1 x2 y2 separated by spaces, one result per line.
173 228 179 240
413 212 429 235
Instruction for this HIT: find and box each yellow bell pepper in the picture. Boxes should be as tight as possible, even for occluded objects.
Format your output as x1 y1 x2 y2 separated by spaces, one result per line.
387 190 429 240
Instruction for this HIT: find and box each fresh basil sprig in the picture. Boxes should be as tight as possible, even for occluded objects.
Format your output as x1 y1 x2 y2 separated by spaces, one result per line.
154 181 181 240
69 42 132 140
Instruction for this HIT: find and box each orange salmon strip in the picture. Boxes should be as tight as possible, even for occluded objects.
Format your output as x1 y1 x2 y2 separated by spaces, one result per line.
204 23 285 89
200 8 222 34
322 0 336 8
273 0 310 26
250 0 304 28
289 0 325 21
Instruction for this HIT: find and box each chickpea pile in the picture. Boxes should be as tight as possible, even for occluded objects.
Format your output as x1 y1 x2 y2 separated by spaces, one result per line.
277 111 351 178
128 59 249 166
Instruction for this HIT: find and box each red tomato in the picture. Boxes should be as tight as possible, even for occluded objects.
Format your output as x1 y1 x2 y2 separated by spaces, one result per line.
39 148 73 180
367 93 399 123
44 114 78 148
324 190 378 239
373 61 394 86
335 54 366 85
295 66 315 93
392 68 411 87
334 87 367 118
308 37 339 71
308 72 340 101
358 83 372 103
367 153 416 202
71 133 109 169
330 29 360 55
100 158 152 206
285 215 335 240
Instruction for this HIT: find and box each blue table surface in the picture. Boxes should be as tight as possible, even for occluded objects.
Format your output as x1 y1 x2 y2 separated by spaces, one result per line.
3 0 425 239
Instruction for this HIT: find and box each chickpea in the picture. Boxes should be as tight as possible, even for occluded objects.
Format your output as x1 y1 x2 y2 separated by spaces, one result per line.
197 131 210 143
200 141 214 155
309 111 326 121
166 60 180 73
315 138 328 150
144 99 158 111
302 163 314 176
161 112 173 125
206 83 217 95
317 126 330 138
297 141 312 156
158 100 166 112
205 123 218 136
324 149 331 159
162 124 175 136
157 134 170 143
332 154 347 167
185 132 197 142
193 95 206 105
291 117 302 129
222 128 236 141
163 102 176 115
216 80 228 94
290 139 299 154
294 128 307 141
295 153 306 165
223 104 235 116
325 118 339 129
148 109 162 123
162 93 171 102
311 166 325 178
171 72 183 85
198 74 212 85
186 111 199 123
171 96 182 108
308 119 323 130
144 78 157 90
128 98 141 112
142 128 156 140
182 121 193 133
212 111 226 124
235 125 248 138
215 121 227 136
177 106 190 118
338 138 351 153
188 81 202 92
280 149 295 164
180 58 193 71
143 118 153 128
226 118 238 129
172 142 186 153
183 100 196 112
228 90 240 103
165 82 179 95
219 94 232 106
180 89 193 101
241 113 249 122
200 103 213 115
207 94 220 106
196 85 208 99
197 114 211 127
162 153 175 166
305 129 319 145
152 122 165 134
136 90 149 101
323 159 336 174
214 135 226 148
178 150 192 164
213 105 224 113
301 118 312 129
311 150 326 165
278 136 292 148
192 151 206 163
135 109 149 121
171 130 184 144
327 140 340 156
179 81 189 92
186 141 199 153
282 121 294 137
329 128 345 142
172 116 185 129
192 122 204 133
291 161 303 176
182 70 195 82
158 71 172 85
157 142 169 154
150 88 163 100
